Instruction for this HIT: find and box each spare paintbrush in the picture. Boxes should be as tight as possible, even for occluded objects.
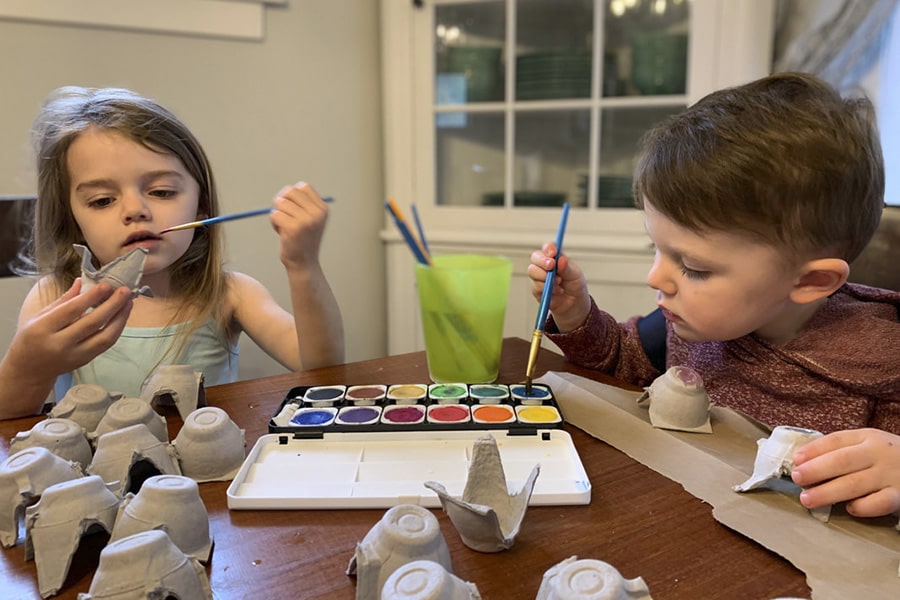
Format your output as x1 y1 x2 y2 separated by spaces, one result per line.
525 202 570 394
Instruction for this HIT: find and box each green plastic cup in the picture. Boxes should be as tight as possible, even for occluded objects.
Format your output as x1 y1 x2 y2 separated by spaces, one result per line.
415 254 512 383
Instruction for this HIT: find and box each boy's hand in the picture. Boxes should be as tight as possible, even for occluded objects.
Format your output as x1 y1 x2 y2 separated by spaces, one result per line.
526 241 591 332
6 280 133 384
791 428 900 518
271 181 328 271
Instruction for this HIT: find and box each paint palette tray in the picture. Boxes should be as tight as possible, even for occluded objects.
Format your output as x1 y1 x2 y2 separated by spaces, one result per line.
267 383 565 436
226 428 591 509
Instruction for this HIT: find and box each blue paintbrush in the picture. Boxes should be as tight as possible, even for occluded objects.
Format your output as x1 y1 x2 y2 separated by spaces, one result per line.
159 197 333 234
525 202 570 393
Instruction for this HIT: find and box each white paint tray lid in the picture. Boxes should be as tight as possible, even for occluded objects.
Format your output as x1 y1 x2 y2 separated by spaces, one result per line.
226 429 591 509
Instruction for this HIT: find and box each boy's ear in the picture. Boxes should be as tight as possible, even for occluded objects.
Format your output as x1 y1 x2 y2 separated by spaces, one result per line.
789 258 849 304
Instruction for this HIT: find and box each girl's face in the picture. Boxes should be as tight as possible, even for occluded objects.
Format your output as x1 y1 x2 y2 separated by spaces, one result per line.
67 127 200 284
643 199 804 344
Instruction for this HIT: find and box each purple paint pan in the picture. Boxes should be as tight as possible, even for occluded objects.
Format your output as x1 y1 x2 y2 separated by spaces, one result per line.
337 406 382 426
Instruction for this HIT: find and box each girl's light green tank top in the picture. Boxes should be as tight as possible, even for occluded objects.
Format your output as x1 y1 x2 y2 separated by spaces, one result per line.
54 318 239 400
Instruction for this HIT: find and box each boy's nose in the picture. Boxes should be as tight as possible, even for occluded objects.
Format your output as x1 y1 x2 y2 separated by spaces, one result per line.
646 252 676 296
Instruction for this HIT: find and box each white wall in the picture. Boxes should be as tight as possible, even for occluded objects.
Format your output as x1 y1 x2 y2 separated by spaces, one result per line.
0 1 386 379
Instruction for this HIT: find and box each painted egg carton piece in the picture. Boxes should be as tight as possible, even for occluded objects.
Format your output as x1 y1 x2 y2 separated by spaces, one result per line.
269 383 563 433
637 366 712 433
425 435 539 552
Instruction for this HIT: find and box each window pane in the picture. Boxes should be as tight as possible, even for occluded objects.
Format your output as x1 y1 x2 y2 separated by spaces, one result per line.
435 2 506 103
516 0 594 101
604 0 690 97
435 113 505 206
513 110 590 208
598 105 684 207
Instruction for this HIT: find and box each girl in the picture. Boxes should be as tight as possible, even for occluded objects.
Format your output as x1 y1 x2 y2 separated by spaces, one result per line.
0 86 344 419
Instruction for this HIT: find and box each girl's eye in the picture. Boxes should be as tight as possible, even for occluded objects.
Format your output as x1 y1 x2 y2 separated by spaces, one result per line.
680 266 711 281
150 189 178 199
87 196 114 209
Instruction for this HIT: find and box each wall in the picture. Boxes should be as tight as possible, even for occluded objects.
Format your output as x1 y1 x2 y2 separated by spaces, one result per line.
0 1 386 379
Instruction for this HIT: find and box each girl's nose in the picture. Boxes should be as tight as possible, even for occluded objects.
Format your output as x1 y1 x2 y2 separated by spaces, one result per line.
121 191 151 223
646 250 676 296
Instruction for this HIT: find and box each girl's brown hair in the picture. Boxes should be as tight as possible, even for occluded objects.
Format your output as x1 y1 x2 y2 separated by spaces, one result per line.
26 86 233 355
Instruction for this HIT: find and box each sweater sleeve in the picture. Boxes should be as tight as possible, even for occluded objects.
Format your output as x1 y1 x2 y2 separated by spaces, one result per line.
544 297 662 388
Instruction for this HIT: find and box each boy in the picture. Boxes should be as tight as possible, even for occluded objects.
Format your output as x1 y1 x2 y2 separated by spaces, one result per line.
529 72 900 518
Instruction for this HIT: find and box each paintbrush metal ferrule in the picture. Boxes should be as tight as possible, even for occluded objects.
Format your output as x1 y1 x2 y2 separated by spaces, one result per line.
525 329 543 394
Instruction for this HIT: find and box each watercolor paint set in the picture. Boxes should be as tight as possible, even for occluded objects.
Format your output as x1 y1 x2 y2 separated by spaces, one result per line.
226 382 591 510
267 382 564 436
226 429 591 509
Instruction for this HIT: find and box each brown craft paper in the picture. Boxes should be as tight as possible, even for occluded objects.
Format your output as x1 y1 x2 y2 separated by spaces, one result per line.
537 371 900 600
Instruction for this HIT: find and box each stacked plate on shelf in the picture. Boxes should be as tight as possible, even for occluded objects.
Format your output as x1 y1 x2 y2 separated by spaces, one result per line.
578 175 634 208
482 192 567 207
516 50 592 100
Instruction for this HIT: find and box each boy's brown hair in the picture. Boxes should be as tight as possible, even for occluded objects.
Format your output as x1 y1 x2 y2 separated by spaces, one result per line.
633 72 884 264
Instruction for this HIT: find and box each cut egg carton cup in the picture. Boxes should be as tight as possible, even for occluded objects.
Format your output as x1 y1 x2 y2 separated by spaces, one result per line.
24 475 120 598
78 529 213 600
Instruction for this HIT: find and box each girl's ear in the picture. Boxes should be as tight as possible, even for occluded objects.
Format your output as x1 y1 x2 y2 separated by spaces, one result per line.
789 258 849 304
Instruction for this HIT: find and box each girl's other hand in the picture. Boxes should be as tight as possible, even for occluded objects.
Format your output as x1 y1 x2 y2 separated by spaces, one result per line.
270 181 329 271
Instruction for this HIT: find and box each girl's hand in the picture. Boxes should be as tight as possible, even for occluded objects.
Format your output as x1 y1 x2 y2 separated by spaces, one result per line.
9 280 133 378
0 279 133 419
526 241 591 332
270 181 329 271
791 428 900 518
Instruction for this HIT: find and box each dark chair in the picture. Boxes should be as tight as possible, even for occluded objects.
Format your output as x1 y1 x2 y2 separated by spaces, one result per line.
0 195 34 277
848 206 900 291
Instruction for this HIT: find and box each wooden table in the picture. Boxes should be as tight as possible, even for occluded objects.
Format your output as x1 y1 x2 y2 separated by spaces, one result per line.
1 338 810 599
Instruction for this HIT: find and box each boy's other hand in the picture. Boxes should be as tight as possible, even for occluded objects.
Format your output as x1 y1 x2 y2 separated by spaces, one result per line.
791 428 900 518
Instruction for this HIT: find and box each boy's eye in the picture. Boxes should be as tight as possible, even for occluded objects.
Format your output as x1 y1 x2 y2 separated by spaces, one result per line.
680 266 711 281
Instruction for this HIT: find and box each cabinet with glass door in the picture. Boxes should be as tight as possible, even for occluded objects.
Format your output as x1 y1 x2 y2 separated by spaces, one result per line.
381 0 774 354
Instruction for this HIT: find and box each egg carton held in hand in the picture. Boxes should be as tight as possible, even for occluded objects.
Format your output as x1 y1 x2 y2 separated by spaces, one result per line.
75 244 153 298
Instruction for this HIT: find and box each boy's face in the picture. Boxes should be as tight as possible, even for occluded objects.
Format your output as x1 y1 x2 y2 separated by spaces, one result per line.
643 199 802 344
67 127 200 282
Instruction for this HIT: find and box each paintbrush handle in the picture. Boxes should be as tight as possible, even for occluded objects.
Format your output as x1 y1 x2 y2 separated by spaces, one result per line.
533 203 570 330
160 197 334 234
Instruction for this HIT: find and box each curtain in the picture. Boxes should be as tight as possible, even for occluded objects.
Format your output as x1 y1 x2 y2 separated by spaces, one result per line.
774 0 899 91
